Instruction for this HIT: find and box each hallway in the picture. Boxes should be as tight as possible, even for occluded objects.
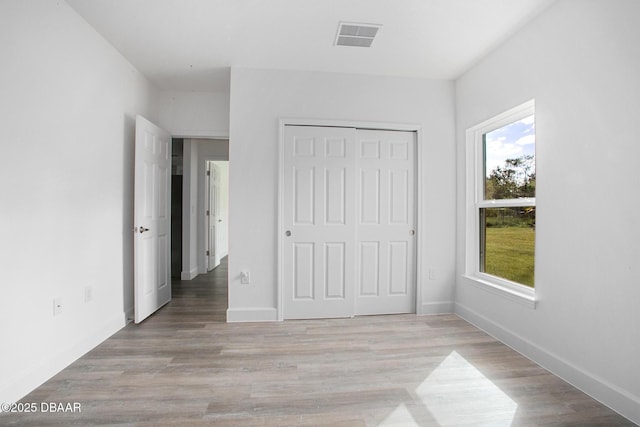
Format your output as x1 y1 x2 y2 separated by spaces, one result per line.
1 256 634 426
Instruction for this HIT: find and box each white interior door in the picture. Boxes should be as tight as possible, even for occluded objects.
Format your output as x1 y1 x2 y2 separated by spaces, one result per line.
355 129 416 315
282 125 416 320
282 126 356 319
207 162 221 270
134 115 171 323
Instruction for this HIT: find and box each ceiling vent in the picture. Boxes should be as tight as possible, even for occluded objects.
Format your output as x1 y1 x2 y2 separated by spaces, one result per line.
335 22 382 48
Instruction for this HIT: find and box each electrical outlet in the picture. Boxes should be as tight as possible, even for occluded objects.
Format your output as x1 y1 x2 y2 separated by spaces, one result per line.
53 297 62 316
84 286 93 302
241 270 251 284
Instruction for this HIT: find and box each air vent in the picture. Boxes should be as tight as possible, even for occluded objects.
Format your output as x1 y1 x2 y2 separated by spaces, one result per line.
335 22 382 48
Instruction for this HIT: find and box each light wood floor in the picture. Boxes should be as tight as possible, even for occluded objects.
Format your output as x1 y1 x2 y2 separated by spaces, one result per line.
2 258 635 426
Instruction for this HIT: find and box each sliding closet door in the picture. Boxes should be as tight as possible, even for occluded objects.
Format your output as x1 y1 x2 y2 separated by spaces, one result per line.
355 129 416 315
282 126 356 319
282 125 416 319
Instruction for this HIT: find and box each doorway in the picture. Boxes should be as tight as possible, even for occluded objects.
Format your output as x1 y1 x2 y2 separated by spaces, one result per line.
205 160 229 271
170 138 184 278
173 138 229 280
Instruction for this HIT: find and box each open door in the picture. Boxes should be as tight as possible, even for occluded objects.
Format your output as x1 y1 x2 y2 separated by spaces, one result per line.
134 115 171 323
207 162 222 270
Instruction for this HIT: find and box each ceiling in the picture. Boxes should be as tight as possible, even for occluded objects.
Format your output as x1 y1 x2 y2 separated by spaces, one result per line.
66 0 556 92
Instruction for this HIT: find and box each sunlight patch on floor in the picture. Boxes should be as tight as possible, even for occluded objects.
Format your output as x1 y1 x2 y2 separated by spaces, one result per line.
414 350 517 426
378 403 419 426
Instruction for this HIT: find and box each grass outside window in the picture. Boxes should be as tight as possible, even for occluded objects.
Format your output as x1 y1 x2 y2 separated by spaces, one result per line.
480 207 535 287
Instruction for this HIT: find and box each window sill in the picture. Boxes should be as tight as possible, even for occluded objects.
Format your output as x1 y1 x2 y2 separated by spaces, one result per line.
462 275 537 309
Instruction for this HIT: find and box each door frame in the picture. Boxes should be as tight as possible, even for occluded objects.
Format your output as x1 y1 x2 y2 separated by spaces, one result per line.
277 118 424 321
206 161 217 271
205 160 226 271
170 133 228 282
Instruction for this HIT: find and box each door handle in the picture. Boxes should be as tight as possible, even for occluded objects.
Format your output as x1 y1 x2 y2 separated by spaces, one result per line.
285 230 292 237
134 226 150 234
218 219 222 223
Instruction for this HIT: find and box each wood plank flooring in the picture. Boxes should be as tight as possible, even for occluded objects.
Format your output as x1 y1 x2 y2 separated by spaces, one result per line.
1 258 635 426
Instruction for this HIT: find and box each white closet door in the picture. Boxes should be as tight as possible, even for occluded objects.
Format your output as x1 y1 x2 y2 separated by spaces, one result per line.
282 126 356 319
282 125 416 319
355 129 416 315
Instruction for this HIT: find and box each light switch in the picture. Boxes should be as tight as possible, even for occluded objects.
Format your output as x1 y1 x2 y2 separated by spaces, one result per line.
241 271 251 284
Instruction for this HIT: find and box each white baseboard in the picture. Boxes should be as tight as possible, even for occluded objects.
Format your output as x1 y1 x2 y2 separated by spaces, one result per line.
455 302 640 425
419 301 454 315
181 267 198 281
0 313 125 405
227 307 278 322
227 303 454 322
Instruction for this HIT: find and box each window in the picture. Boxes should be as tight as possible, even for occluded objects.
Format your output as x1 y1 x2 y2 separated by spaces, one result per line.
465 100 536 304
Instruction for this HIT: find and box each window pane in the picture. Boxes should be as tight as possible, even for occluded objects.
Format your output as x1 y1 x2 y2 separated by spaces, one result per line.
479 207 535 287
483 115 535 200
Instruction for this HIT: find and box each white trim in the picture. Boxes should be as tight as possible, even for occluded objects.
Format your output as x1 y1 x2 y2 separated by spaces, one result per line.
168 129 229 139
419 301 455 315
227 307 278 323
464 100 538 300
277 123 286 321
462 275 536 308
181 267 198 281
467 100 535 144
455 303 640 426
280 117 422 133
415 126 424 316
277 118 424 320
477 198 535 208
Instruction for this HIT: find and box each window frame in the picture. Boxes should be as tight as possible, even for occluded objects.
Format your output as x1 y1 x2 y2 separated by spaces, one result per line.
464 100 537 307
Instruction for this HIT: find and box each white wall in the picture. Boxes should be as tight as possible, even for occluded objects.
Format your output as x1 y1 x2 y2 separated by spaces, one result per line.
228 68 456 321
0 0 159 404
454 0 640 423
158 90 229 138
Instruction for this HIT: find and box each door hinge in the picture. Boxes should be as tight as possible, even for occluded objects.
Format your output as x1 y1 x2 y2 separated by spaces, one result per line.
206 210 210 216
206 171 211 176
206 250 210 256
